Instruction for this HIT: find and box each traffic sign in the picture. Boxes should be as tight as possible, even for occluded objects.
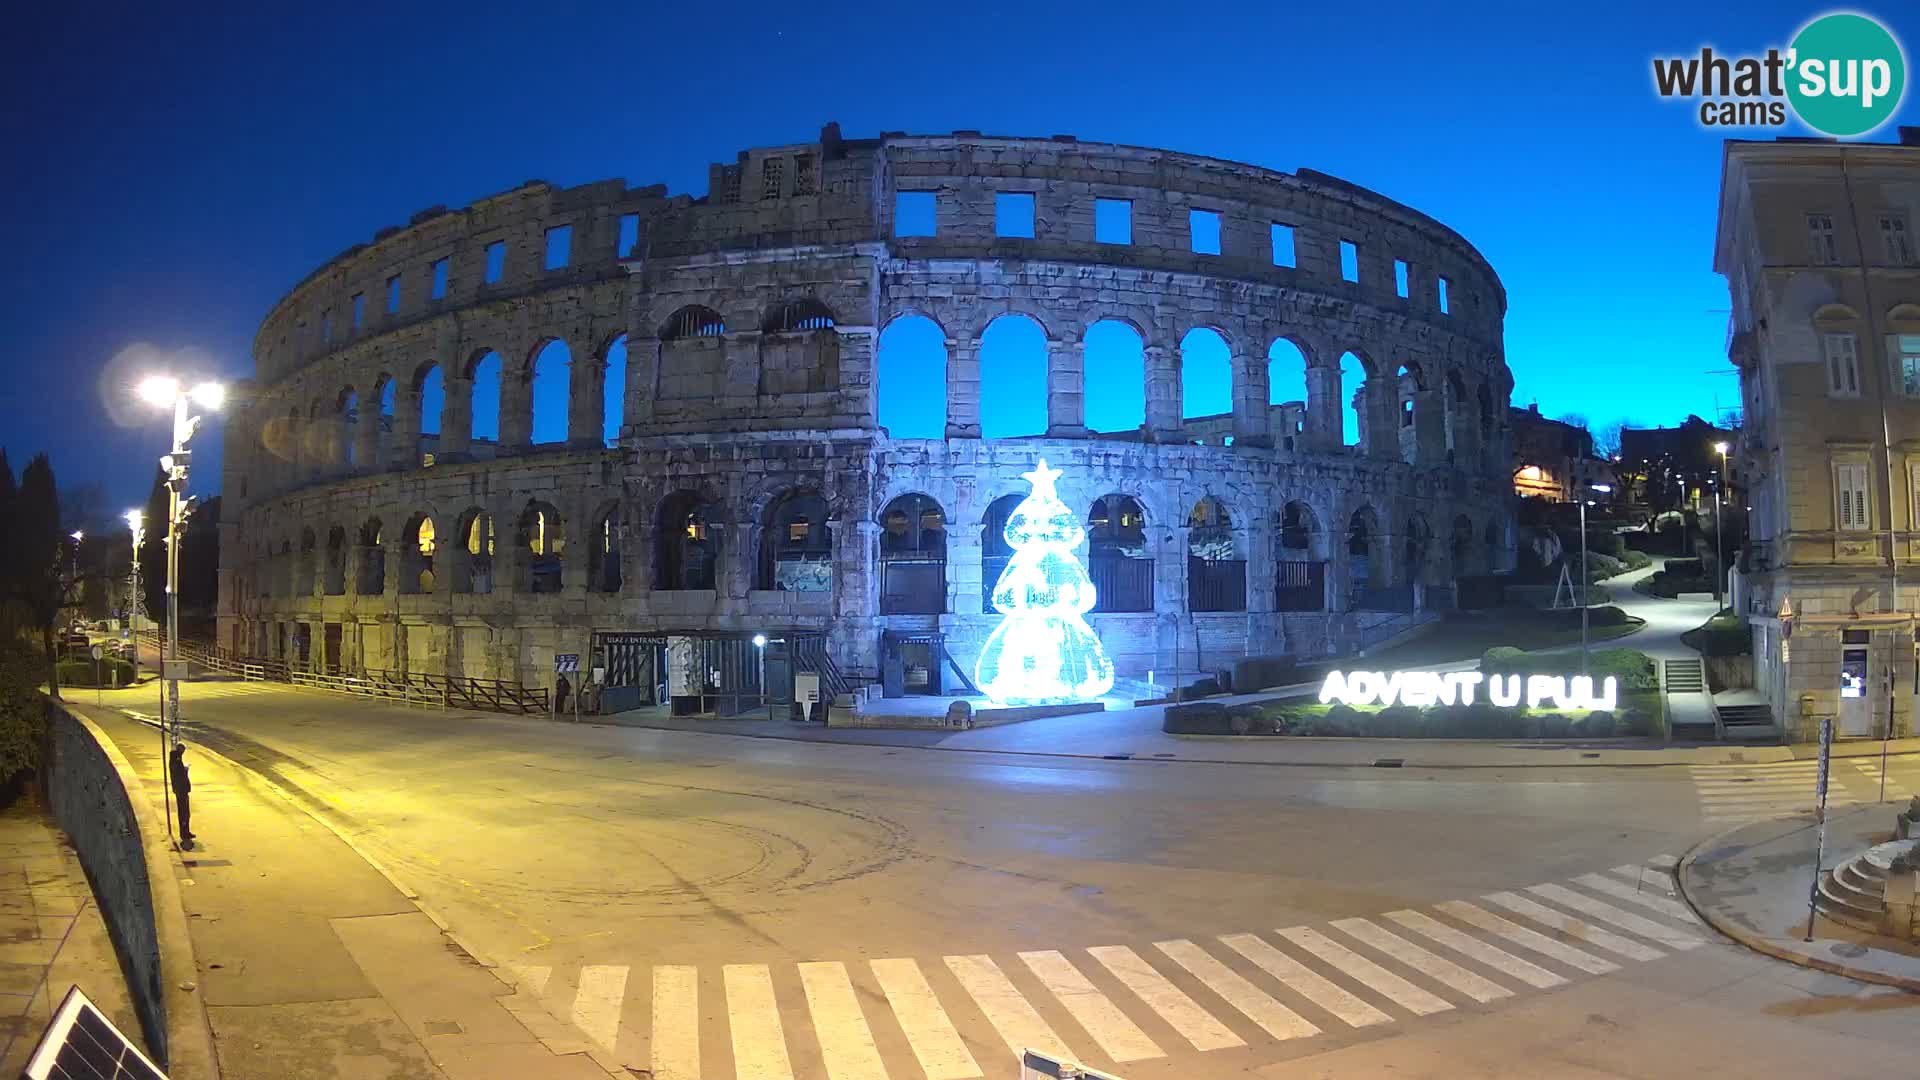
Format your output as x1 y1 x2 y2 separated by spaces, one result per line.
794 672 821 706
555 653 580 673
90 645 103 661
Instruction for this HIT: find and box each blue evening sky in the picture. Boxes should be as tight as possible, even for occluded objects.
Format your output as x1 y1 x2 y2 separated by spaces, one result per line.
3 2 1915 512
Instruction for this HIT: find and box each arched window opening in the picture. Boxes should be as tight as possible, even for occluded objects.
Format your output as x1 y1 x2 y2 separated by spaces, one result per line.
979 493 1025 612
1268 339 1309 449
453 510 494 594
655 492 717 591
1187 496 1245 612
1339 352 1368 449
1084 320 1146 435
660 305 725 340
1445 370 1466 459
1404 513 1432 587
1451 514 1475 578
877 315 947 438
1478 383 1494 438
518 503 565 594
979 315 1047 438
1087 495 1152 612
338 388 359 468
587 507 623 593
402 514 436 594
415 362 443 467
1348 508 1376 599
1483 518 1502 573
357 519 386 595
530 340 571 446
470 351 502 449
326 525 349 595
760 492 833 592
763 299 836 333
1397 364 1420 428
1274 501 1324 611
878 494 946 613
297 528 317 597
602 334 627 448
1180 328 1232 420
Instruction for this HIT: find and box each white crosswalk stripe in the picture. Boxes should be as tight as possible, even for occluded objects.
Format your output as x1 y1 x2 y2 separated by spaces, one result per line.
508 856 1721 1078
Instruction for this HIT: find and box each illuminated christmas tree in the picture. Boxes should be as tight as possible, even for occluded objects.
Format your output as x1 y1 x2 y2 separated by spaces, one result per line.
974 460 1116 704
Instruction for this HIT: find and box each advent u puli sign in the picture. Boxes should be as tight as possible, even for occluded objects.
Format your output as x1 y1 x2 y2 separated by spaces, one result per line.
1319 670 1620 711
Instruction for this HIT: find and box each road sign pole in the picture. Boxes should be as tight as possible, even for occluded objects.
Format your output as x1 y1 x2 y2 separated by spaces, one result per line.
1806 716 1834 942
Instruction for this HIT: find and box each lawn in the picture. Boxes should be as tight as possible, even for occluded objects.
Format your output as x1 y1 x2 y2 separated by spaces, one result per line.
1680 611 1751 657
1362 610 1646 669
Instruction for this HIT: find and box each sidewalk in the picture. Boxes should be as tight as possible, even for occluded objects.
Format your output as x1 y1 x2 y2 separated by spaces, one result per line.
75 705 609 1080
0 796 141 1074
1678 805 1920 990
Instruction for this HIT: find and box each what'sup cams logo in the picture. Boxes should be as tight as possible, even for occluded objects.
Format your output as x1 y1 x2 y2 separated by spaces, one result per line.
1653 11 1907 137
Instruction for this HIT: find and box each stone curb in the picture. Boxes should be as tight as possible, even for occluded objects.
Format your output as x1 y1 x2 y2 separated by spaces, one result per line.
65 709 222 1079
119 711 624 1079
1675 816 1920 995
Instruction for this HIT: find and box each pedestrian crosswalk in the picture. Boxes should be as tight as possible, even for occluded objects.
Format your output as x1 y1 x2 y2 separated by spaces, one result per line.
1689 757 1913 825
502 856 1709 1079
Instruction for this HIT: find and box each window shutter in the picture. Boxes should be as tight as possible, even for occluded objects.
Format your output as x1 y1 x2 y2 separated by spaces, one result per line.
1910 461 1920 531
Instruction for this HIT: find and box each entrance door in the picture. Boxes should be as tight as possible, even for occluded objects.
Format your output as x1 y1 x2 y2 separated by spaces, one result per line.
1840 631 1872 737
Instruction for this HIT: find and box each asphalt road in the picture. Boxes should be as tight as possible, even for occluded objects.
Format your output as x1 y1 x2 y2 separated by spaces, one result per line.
84 680 1920 1079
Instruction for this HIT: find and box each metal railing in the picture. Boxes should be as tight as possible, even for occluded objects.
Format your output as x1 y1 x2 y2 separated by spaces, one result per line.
1274 560 1326 612
1090 553 1153 612
1187 558 1248 612
879 558 946 614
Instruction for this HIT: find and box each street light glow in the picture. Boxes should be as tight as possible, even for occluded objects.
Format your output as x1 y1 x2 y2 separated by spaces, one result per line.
191 381 226 409
751 633 768 647
70 530 83 542
137 375 182 406
125 509 143 533
1714 441 1729 455
1591 483 1613 493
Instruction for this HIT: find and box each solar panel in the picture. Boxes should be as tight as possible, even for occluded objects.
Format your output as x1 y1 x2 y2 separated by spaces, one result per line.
20 986 168 1080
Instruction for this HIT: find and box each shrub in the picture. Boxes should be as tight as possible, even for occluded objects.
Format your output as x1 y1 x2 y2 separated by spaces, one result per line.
1538 712 1572 739
1582 553 1626 584
1577 710 1617 738
1324 705 1362 737
1163 702 1232 734
1621 549 1652 571
1227 704 1279 736
0 646 49 797
54 657 134 689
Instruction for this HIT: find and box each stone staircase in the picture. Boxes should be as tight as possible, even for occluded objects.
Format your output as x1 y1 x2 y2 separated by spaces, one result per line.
1663 658 1706 693
1817 840 1917 932
1717 702 1780 743
1663 658 1718 742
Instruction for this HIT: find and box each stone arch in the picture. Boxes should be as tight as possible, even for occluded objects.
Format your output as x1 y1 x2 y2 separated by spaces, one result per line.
979 314 1048 438
1273 500 1327 611
1179 327 1232 422
1887 303 1920 331
1347 505 1379 595
762 298 837 333
401 511 437 594
660 305 726 340
1403 511 1432 586
1445 367 1467 458
336 386 360 469
758 489 833 592
601 333 628 448
1084 319 1146 435
296 526 318 597
516 501 565 594
467 349 503 445
655 490 718 591
1187 494 1245 613
1451 513 1475 577
451 508 495 594
1338 350 1371 449
878 493 947 614
586 499 623 593
529 339 571 446
877 314 946 438
1088 494 1152 613
979 492 1026 613
356 517 385 595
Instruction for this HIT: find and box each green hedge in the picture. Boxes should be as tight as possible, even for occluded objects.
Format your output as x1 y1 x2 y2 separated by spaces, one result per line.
1480 646 1659 689
55 658 134 689
1164 687 1666 740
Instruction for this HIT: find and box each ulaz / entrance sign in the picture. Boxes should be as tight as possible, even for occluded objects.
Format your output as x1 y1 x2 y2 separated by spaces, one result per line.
1319 670 1620 710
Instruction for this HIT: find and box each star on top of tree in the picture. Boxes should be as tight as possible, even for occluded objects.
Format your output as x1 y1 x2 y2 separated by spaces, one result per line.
1022 459 1062 498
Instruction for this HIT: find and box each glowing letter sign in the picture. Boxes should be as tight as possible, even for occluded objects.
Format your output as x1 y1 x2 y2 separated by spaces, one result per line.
1319 671 1617 711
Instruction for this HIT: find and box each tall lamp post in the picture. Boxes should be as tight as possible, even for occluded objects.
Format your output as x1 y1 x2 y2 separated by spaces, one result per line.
67 532 83 636
125 510 144 682
1713 441 1730 611
136 375 225 772
1580 483 1614 677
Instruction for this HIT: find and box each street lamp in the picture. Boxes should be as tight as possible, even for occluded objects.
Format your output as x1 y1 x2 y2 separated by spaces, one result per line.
752 634 769 720
67 532 84 637
137 374 225 779
1581 483 1614 676
1713 441 1730 611
125 510 144 682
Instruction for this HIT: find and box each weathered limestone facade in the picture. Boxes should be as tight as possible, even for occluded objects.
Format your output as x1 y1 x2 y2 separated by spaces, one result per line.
217 127 1516 694
1719 132 1920 742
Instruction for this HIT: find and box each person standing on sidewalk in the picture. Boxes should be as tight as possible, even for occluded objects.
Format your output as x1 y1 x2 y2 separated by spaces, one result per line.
170 742 196 849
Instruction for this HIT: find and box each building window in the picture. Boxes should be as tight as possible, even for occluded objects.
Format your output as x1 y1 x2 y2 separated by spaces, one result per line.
794 153 816 195
1808 213 1838 265
1438 276 1451 314
1824 332 1860 397
484 241 505 284
895 191 935 237
1882 214 1915 266
1189 209 1221 255
320 309 333 344
618 213 639 256
431 258 448 299
544 225 571 270
718 166 742 204
351 293 364 329
386 274 402 314
1339 240 1359 282
997 192 1036 238
1271 223 1295 267
1095 198 1131 244
761 157 785 200
1901 334 1920 397
1836 461 1871 531
1394 259 1409 298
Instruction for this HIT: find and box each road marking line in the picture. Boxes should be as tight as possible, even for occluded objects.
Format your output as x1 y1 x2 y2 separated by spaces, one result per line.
1527 884 1706 950
1383 910 1566 989
1217 933 1391 1028
1317 921 1498 1007
1087 945 1244 1051
1019 950 1162 1062
725 964 795 1080
1432 903 1617 974
1482 892 1665 961
945 954 1072 1062
572 965 627 1053
798 962 887 1080
507 963 551 996
1571 873 1704 925
1609 865 1677 897
653 965 701 1080
1153 938 1319 1041
870 959 980 1080
1646 854 1679 871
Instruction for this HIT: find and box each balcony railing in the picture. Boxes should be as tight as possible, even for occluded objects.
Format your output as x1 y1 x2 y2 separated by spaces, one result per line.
982 554 1010 612
880 558 945 614
1188 558 1248 612
1274 560 1326 612
1090 553 1153 613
